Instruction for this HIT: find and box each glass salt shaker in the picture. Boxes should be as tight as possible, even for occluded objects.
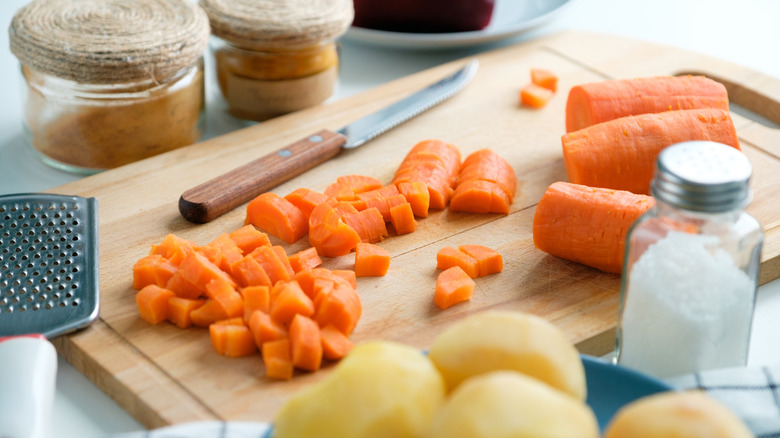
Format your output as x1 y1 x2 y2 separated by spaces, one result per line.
615 141 763 379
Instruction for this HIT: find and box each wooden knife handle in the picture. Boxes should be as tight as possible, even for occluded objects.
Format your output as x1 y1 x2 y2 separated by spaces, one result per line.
179 129 347 223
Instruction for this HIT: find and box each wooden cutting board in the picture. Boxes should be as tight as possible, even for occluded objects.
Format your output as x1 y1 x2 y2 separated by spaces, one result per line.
48 31 780 428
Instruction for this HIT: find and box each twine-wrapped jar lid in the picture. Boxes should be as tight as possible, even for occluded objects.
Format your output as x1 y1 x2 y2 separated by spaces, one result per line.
199 0 354 51
9 0 210 84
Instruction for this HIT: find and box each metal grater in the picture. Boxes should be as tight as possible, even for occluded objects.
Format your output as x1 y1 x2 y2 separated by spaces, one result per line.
0 194 99 338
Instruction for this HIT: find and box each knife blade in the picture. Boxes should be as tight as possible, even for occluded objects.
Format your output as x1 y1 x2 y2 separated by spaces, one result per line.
179 59 479 223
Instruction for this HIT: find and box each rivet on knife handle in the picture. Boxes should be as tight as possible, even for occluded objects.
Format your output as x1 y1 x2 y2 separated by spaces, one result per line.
179 129 347 223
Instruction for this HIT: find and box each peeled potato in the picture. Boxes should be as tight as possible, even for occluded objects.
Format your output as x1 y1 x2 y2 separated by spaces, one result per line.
604 391 754 438
273 340 446 438
426 371 599 438
428 310 586 399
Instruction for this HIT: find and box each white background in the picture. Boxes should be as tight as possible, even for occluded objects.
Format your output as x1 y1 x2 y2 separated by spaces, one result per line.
1 0 779 435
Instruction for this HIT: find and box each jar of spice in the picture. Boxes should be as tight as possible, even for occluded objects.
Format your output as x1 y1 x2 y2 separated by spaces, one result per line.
9 0 211 174
199 0 353 122
616 141 763 378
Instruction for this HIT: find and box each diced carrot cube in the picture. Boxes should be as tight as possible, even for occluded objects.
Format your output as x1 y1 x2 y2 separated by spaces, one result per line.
241 285 271 322
270 280 315 325
434 266 476 310
249 310 288 348
389 202 417 235
136 284 175 325
228 224 271 254
458 244 503 277
209 322 257 357
436 246 479 278
520 83 554 109
531 67 558 92
320 324 354 360
167 296 206 329
354 242 391 277
289 314 322 372
287 247 322 273
262 338 293 380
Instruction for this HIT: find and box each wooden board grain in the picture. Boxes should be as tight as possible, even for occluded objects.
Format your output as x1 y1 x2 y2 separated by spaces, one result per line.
47 31 780 428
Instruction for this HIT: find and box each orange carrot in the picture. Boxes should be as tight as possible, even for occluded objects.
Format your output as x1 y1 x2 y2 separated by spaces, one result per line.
245 192 308 244
262 338 293 380
450 149 516 214
228 224 271 254
284 188 329 218
289 314 323 372
209 322 257 358
249 310 288 348
331 270 357 289
389 201 417 235
206 233 244 274
354 242 391 277
565 75 730 133
249 245 294 285
177 246 237 295
167 296 206 329
132 254 177 290
320 324 354 360
136 284 175 325
205 278 244 318
436 246 479 278
241 285 271 322
164 270 203 300
149 234 198 266
396 181 430 217
356 184 401 203
434 266 476 310
520 83 554 108
533 181 655 273
314 283 362 335
342 207 388 243
531 68 558 92
458 244 503 277
270 280 315 325
308 199 362 257
392 139 462 210
562 108 740 195
287 247 323 273
230 254 272 288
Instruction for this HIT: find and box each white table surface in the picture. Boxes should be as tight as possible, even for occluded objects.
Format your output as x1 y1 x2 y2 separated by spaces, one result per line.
1 0 780 435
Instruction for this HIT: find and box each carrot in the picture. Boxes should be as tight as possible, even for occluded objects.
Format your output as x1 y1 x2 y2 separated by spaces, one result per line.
245 192 308 244
434 266 476 310
389 201 417 235
533 181 655 273
167 296 206 329
520 83 554 108
287 247 323 273
331 270 357 289
289 314 323 372
450 149 516 214
356 184 401 203
396 181 430 217
565 75 730 133
458 244 503 277
230 254 272 288
228 224 271 254
531 68 557 92
562 108 740 195
314 282 362 335
262 338 293 380
284 188 329 218
249 310 288 348
209 322 257 358
206 233 244 274
342 207 388 243
392 139 462 210
164 270 203 300
308 198 362 257
249 245 294 285
132 254 177 290
149 233 198 266
205 278 244 318
177 246 237 295
436 246 479 278
136 284 175 325
354 242 391 277
320 324 354 360
270 280 315 325
241 285 271 322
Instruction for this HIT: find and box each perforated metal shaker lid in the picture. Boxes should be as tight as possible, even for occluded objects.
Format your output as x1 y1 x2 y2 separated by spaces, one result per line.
651 141 752 213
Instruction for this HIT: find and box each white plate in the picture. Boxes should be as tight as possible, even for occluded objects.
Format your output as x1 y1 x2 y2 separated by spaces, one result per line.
344 0 574 49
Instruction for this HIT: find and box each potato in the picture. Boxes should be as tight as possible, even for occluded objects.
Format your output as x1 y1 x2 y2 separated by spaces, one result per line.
604 391 754 438
428 310 586 399
273 340 446 438
426 371 599 438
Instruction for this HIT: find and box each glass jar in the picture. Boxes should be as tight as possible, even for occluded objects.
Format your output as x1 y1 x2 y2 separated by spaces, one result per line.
616 141 763 378
9 0 211 174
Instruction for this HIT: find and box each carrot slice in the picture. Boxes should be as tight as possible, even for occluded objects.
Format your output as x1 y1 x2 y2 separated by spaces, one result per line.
397 181 430 218
287 247 323 273
230 254 272 288
458 244 503 277
249 310 288 348
520 83 554 108
262 338 293 380
245 192 308 244
434 266 476 310
354 242 391 277
391 139 461 210
450 149 516 214
241 285 271 322
270 280 315 325
132 254 177 290
315 283 362 336
136 284 175 325
531 68 558 92
149 234 198 266
436 246 479 278
228 224 271 254
284 188 329 218
533 181 655 273
389 201 417 235
289 314 323 372
209 323 257 358
320 324 354 360
565 75 730 133
167 296 206 329
562 108 740 195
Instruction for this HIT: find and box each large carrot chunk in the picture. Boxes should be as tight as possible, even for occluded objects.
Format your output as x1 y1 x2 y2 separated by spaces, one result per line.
392 139 461 210
136 284 175 325
262 338 293 380
565 75 730 133
354 242 391 277
436 246 479 278
562 108 740 195
289 314 323 372
450 149 516 214
245 192 308 244
533 181 655 273
434 266 476 310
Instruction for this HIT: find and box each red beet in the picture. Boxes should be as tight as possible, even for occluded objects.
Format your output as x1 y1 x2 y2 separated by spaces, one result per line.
352 0 496 33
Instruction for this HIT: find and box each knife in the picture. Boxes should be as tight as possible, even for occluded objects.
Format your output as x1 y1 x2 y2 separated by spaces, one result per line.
179 59 480 223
